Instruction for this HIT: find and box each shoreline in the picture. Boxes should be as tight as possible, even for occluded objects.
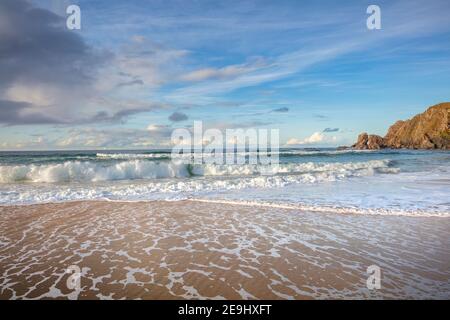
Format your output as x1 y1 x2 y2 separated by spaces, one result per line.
1 200 449 299
0 198 448 218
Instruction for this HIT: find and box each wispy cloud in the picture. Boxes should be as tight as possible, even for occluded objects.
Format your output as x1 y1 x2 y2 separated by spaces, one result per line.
179 60 265 82
165 0 450 106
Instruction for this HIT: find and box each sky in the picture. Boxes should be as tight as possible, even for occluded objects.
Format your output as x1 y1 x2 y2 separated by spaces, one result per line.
0 0 449 150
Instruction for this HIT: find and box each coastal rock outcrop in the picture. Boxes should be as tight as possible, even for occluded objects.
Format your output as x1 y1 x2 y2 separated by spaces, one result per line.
352 133 384 149
352 102 450 150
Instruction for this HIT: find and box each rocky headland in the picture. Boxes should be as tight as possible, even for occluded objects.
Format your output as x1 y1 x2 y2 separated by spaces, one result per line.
352 102 450 150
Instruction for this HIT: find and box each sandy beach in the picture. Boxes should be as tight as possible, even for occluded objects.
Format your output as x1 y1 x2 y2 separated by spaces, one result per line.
0 200 449 300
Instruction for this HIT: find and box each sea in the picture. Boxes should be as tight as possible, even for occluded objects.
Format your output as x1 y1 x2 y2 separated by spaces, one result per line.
0 148 449 216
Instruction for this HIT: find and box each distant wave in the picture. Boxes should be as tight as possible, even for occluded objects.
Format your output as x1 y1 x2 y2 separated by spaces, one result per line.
0 159 396 183
96 153 170 159
280 149 375 156
95 149 376 160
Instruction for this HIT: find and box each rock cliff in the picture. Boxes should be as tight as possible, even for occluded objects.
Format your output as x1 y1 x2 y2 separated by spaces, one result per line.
352 102 450 150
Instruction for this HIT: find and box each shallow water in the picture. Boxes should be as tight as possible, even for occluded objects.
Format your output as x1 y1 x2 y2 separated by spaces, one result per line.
0 201 448 299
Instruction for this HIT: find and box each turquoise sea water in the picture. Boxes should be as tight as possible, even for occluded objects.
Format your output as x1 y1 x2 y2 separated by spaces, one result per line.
0 148 449 216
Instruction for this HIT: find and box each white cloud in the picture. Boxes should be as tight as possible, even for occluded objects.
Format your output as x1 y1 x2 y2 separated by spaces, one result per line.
286 132 323 145
53 128 173 149
169 45 355 103
92 37 189 114
303 132 324 144
6 84 56 107
285 138 301 145
286 132 338 145
147 124 171 132
0 135 49 150
179 60 265 82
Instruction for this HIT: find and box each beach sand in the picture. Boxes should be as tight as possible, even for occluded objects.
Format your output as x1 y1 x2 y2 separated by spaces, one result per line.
0 200 449 300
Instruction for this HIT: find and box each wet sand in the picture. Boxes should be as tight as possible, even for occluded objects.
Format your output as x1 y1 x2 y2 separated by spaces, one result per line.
0 200 449 299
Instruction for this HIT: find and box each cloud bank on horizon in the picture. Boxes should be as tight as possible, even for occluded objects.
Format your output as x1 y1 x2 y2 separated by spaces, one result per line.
1 0 450 149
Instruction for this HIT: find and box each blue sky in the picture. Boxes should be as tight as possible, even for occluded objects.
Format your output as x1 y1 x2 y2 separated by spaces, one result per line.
1 0 449 149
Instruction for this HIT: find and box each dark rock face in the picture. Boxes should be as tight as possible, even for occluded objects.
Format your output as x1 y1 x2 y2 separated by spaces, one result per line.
353 103 450 150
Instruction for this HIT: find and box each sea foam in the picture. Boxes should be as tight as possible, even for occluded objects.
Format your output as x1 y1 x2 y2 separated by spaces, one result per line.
0 159 394 183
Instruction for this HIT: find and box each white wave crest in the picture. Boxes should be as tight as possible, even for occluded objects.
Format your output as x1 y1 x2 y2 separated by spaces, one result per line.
197 160 396 176
96 153 170 159
0 159 395 183
95 149 374 160
0 160 190 183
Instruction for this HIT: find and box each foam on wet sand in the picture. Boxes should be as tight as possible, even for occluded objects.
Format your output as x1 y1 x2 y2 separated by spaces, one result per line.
0 200 449 299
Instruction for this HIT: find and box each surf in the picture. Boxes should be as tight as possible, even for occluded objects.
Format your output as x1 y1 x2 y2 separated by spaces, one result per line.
0 159 395 183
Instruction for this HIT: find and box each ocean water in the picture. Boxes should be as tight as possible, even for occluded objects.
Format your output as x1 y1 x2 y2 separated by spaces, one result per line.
0 148 449 216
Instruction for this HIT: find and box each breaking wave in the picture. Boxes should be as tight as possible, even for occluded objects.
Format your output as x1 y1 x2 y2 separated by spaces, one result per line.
0 159 396 183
